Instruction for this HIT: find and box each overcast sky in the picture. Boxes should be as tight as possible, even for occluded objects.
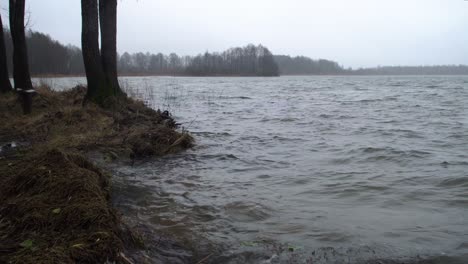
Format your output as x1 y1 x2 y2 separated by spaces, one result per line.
1 0 467 68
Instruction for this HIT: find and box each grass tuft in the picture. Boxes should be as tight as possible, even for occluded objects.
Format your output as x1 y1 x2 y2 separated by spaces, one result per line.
0 85 193 263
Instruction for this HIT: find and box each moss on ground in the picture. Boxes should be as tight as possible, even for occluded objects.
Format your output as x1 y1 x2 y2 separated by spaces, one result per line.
0 86 193 263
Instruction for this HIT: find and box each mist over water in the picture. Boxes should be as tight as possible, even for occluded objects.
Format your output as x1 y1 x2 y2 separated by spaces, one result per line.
40 76 468 263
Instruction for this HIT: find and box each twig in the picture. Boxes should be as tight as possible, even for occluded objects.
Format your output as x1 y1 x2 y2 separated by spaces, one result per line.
118 252 134 264
164 133 189 153
184 116 198 130
196 253 213 264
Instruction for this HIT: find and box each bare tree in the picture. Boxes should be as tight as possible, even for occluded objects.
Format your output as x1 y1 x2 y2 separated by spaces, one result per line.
81 0 107 105
99 0 122 95
81 0 124 105
9 0 33 91
0 13 13 93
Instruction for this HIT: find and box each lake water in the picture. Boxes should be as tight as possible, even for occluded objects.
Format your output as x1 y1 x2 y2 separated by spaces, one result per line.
40 76 468 263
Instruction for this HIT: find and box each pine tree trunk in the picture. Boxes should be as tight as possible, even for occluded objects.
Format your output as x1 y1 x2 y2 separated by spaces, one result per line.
99 0 123 96
0 14 13 93
9 0 33 91
81 0 108 105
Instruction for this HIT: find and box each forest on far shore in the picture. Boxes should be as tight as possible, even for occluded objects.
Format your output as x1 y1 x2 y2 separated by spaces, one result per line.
4 29 280 77
4 29 468 77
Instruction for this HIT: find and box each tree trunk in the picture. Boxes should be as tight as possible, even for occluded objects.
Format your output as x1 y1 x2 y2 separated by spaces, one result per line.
0 14 13 93
9 0 33 91
99 0 123 96
81 0 108 105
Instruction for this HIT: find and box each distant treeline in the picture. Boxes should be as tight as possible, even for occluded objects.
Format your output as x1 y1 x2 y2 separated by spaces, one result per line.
3 29 468 76
274 55 468 75
4 29 84 76
274 55 346 75
186 45 279 76
4 29 278 76
119 44 279 76
350 65 468 75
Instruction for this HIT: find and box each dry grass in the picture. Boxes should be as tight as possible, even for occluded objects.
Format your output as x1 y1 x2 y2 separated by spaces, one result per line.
0 86 193 263
0 85 193 158
0 149 125 263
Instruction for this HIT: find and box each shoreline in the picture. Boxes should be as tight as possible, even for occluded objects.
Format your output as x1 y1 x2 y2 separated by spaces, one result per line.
28 73 468 79
0 86 193 263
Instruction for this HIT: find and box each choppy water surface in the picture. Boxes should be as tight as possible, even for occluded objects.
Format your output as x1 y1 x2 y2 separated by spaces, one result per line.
43 76 468 263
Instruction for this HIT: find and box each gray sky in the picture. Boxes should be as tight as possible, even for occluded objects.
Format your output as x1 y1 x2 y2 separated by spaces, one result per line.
1 0 467 68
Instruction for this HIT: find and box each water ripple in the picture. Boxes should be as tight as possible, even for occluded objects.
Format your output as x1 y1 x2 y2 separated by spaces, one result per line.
49 75 468 263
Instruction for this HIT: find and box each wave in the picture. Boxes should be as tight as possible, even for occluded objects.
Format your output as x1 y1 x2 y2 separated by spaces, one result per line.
388 82 406 87
199 153 240 161
359 97 398 103
224 201 272 222
192 131 232 137
318 114 333 118
218 96 252 100
437 177 468 188
341 147 433 164
354 147 429 156
318 114 356 120
260 117 300 122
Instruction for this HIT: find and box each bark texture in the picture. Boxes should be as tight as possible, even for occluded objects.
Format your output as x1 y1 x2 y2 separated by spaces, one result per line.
9 0 33 90
0 15 13 93
99 0 122 95
81 0 108 105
